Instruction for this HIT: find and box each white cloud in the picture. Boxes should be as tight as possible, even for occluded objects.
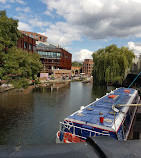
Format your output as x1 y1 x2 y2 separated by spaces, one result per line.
0 0 7 3
16 0 25 4
0 0 25 4
28 18 50 28
44 10 54 17
41 0 141 40
128 42 141 58
72 49 93 62
16 7 31 13
1 4 11 8
18 21 32 32
40 22 81 45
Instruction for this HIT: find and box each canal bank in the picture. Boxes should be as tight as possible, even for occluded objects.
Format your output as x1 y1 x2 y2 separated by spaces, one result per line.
0 76 92 93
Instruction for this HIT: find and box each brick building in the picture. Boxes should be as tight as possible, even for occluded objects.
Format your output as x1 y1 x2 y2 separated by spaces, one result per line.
17 34 36 53
19 30 47 42
53 69 71 78
82 59 94 76
18 31 72 76
71 67 82 75
36 41 72 75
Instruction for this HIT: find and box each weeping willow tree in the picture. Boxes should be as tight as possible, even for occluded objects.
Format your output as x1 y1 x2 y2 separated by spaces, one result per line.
92 44 135 85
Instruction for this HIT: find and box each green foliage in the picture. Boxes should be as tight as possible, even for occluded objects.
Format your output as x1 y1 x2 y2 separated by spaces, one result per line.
0 10 21 49
72 61 82 67
10 78 29 89
1 46 42 81
0 11 42 88
92 44 135 85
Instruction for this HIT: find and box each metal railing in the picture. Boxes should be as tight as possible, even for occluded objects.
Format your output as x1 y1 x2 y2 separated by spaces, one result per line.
60 121 110 140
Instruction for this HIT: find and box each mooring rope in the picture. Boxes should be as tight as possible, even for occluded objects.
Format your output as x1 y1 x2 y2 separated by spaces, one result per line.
128 71 141 88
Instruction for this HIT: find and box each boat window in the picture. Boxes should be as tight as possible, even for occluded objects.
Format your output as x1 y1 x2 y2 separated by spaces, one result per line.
132 95 139 104
123 116 129 136
123 122 127 136
86 108 93 111
129 106 134 117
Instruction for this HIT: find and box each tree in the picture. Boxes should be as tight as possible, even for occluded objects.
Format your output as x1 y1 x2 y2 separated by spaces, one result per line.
1 47 42 88
0 10 21 68
72 61 82 67
0 11 42 88
92 44 135 85
0 10 21 51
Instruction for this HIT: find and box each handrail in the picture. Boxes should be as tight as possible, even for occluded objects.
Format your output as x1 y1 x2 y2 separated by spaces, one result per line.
60 122 110 140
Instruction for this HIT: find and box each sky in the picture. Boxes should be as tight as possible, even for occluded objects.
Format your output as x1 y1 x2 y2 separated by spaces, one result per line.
1 0 141 61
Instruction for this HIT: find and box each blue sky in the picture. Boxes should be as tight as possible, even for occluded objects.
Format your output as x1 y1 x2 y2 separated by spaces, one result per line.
1 0 141 61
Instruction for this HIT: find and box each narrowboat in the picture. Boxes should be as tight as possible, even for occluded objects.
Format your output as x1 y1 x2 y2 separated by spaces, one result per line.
56 88 140 143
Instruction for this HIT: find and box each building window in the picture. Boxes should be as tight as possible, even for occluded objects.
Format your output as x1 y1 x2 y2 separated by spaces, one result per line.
48 52 50 57
65 55 68 58
29 44 32 50
35 35 38 39
33 46 36 51
45 52 47 56
24 42 27 49
57 53 61 58
30 34 33 38
50 52 53 57
24 33 27 35
40 37 42 41
43 38 46 42
53 52 56 58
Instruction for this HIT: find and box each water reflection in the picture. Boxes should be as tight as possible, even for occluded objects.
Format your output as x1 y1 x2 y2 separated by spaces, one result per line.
0 82 114 145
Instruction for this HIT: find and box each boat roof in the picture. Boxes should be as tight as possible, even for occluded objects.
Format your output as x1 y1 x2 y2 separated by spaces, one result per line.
65 88 137 131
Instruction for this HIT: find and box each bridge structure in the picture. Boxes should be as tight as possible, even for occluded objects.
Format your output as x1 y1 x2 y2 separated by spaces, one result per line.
125 56 141 88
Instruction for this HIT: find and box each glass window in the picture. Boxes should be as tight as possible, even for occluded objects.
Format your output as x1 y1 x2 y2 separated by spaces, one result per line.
48 52 51 56
40 37 42 41
33 46 36 51
53 52 56 57
57 53 60 57
29 44 32 50
35 35 38 39
65 55 68 58
30 34 33 38
24 42 27 49
43 38 46 42
50 52 53 57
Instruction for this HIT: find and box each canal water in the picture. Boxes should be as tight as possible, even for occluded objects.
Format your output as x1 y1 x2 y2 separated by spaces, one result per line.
0 82 115 145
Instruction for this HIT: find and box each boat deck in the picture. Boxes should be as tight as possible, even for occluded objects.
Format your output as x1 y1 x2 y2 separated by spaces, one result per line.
66 88 136 129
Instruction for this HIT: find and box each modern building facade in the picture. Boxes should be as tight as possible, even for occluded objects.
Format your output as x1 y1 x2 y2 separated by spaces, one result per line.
82 59 94 76
19 31 47 42
17 33 36 53
36 41 72 75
